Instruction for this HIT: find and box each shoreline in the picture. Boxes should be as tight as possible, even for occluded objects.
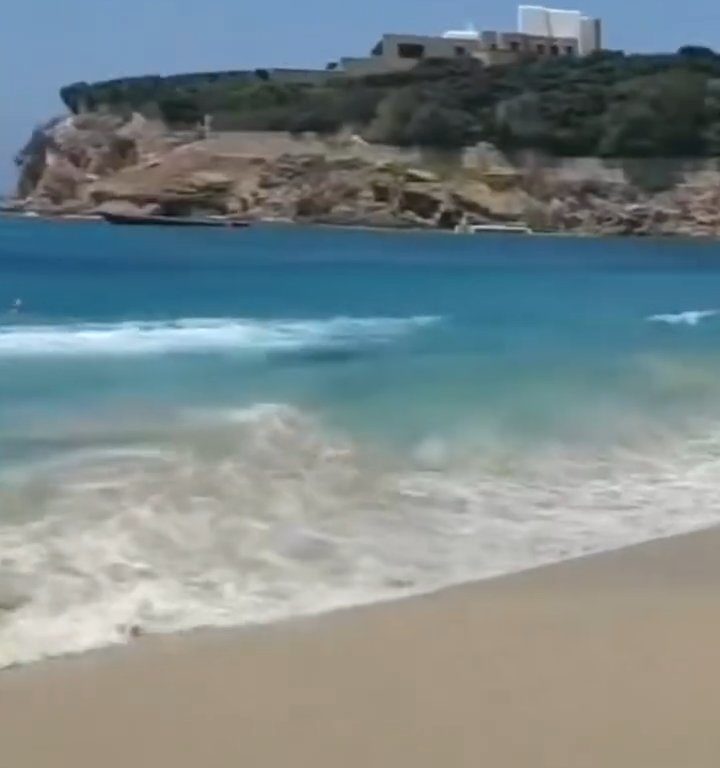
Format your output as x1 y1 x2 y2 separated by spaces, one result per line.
1 522 716 676
0 209 706 239
4 525 720 766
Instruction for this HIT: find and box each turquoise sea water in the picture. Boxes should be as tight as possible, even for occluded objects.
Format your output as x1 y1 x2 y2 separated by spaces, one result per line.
3 217 720 665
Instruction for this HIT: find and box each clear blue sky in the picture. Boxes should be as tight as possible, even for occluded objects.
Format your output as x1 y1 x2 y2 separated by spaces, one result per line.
3 0 720 192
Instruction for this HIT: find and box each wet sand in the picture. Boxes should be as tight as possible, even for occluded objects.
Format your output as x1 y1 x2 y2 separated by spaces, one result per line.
3 528 720 767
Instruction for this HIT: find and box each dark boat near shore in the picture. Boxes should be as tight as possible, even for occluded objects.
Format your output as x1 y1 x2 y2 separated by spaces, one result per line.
100 212 250 228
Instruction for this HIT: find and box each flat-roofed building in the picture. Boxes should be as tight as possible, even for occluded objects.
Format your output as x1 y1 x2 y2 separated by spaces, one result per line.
337 5 602 77
340 33 482 76
579 15 602 55
518 5 601 54
479 29 578 63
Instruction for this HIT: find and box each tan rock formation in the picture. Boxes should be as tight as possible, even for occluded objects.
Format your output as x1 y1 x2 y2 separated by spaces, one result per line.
13 113 720 237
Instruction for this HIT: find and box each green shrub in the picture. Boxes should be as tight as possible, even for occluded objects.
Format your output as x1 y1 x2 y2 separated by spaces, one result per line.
59 49 720 156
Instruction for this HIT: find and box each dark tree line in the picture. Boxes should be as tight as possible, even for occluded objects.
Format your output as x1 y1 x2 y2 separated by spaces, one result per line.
59 47 720 157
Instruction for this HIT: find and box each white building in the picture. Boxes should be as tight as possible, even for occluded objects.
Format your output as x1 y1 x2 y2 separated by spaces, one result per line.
519 6 581 38
518 5 601 54
579 15 602 55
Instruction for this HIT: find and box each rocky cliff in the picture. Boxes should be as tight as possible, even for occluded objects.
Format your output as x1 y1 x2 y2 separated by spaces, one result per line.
11 113 720 237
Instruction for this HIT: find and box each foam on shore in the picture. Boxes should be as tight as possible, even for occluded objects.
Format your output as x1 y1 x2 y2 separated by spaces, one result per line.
3 403 720 667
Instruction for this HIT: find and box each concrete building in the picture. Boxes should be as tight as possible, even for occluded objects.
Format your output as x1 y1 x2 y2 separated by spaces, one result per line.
579 16 602 55
341 33 483 76
478 29 578 63
519 5 581 38
518 6 601 54
338 5 602 76
339 26 580 75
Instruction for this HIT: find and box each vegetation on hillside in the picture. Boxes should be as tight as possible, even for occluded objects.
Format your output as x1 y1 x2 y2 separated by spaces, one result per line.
60 47 720 156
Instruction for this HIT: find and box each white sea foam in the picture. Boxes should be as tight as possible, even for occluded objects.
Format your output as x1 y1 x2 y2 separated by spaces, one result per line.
0 316 440 357
647 309 719 326
3 403 720 668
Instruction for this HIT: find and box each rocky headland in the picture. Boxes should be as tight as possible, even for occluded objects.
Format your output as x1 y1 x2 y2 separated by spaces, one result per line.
10 112 720 237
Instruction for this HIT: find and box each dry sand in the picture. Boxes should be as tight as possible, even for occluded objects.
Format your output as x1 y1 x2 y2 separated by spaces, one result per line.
3 528 720 767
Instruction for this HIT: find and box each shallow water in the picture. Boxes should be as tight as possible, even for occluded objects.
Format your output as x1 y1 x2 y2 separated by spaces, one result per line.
3 218 720 666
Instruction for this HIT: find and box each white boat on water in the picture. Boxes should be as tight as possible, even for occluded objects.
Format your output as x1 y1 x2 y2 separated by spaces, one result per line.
455 221 533 235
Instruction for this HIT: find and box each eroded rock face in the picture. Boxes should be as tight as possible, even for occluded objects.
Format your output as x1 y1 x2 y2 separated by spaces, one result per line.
397 186 443 219
90 168 235 216
15 114 142 208
15 122 59 199
94 199 162 217
13 113 720 237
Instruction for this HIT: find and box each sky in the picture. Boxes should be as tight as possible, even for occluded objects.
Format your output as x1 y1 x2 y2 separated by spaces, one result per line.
4 0 720 193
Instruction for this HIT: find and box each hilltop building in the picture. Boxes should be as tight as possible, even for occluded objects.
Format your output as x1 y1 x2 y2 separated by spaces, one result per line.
338 5 602 76
518 6 601 55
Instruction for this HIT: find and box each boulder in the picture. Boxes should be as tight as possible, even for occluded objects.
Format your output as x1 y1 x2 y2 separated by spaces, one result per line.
397 187 443 219
295 192 335 218
370 181 393 203
404 168 439 183
94 199 162 217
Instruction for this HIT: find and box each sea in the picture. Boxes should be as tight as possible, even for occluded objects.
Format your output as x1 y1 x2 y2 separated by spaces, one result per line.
3 217 720 667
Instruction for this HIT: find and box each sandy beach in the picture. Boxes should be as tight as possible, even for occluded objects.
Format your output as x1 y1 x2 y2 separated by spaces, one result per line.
2 528 720 768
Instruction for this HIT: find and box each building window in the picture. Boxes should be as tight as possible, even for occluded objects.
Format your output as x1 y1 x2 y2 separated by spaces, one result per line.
510 41 520 52
537 44 546 54
565 46 574 55
550 44 559 56
397 43 425 59
490 43 498 51
454 46 467 57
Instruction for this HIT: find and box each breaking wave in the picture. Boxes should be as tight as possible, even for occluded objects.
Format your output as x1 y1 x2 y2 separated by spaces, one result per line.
647 310 719 326
0 316 441 357
2 403 720 668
